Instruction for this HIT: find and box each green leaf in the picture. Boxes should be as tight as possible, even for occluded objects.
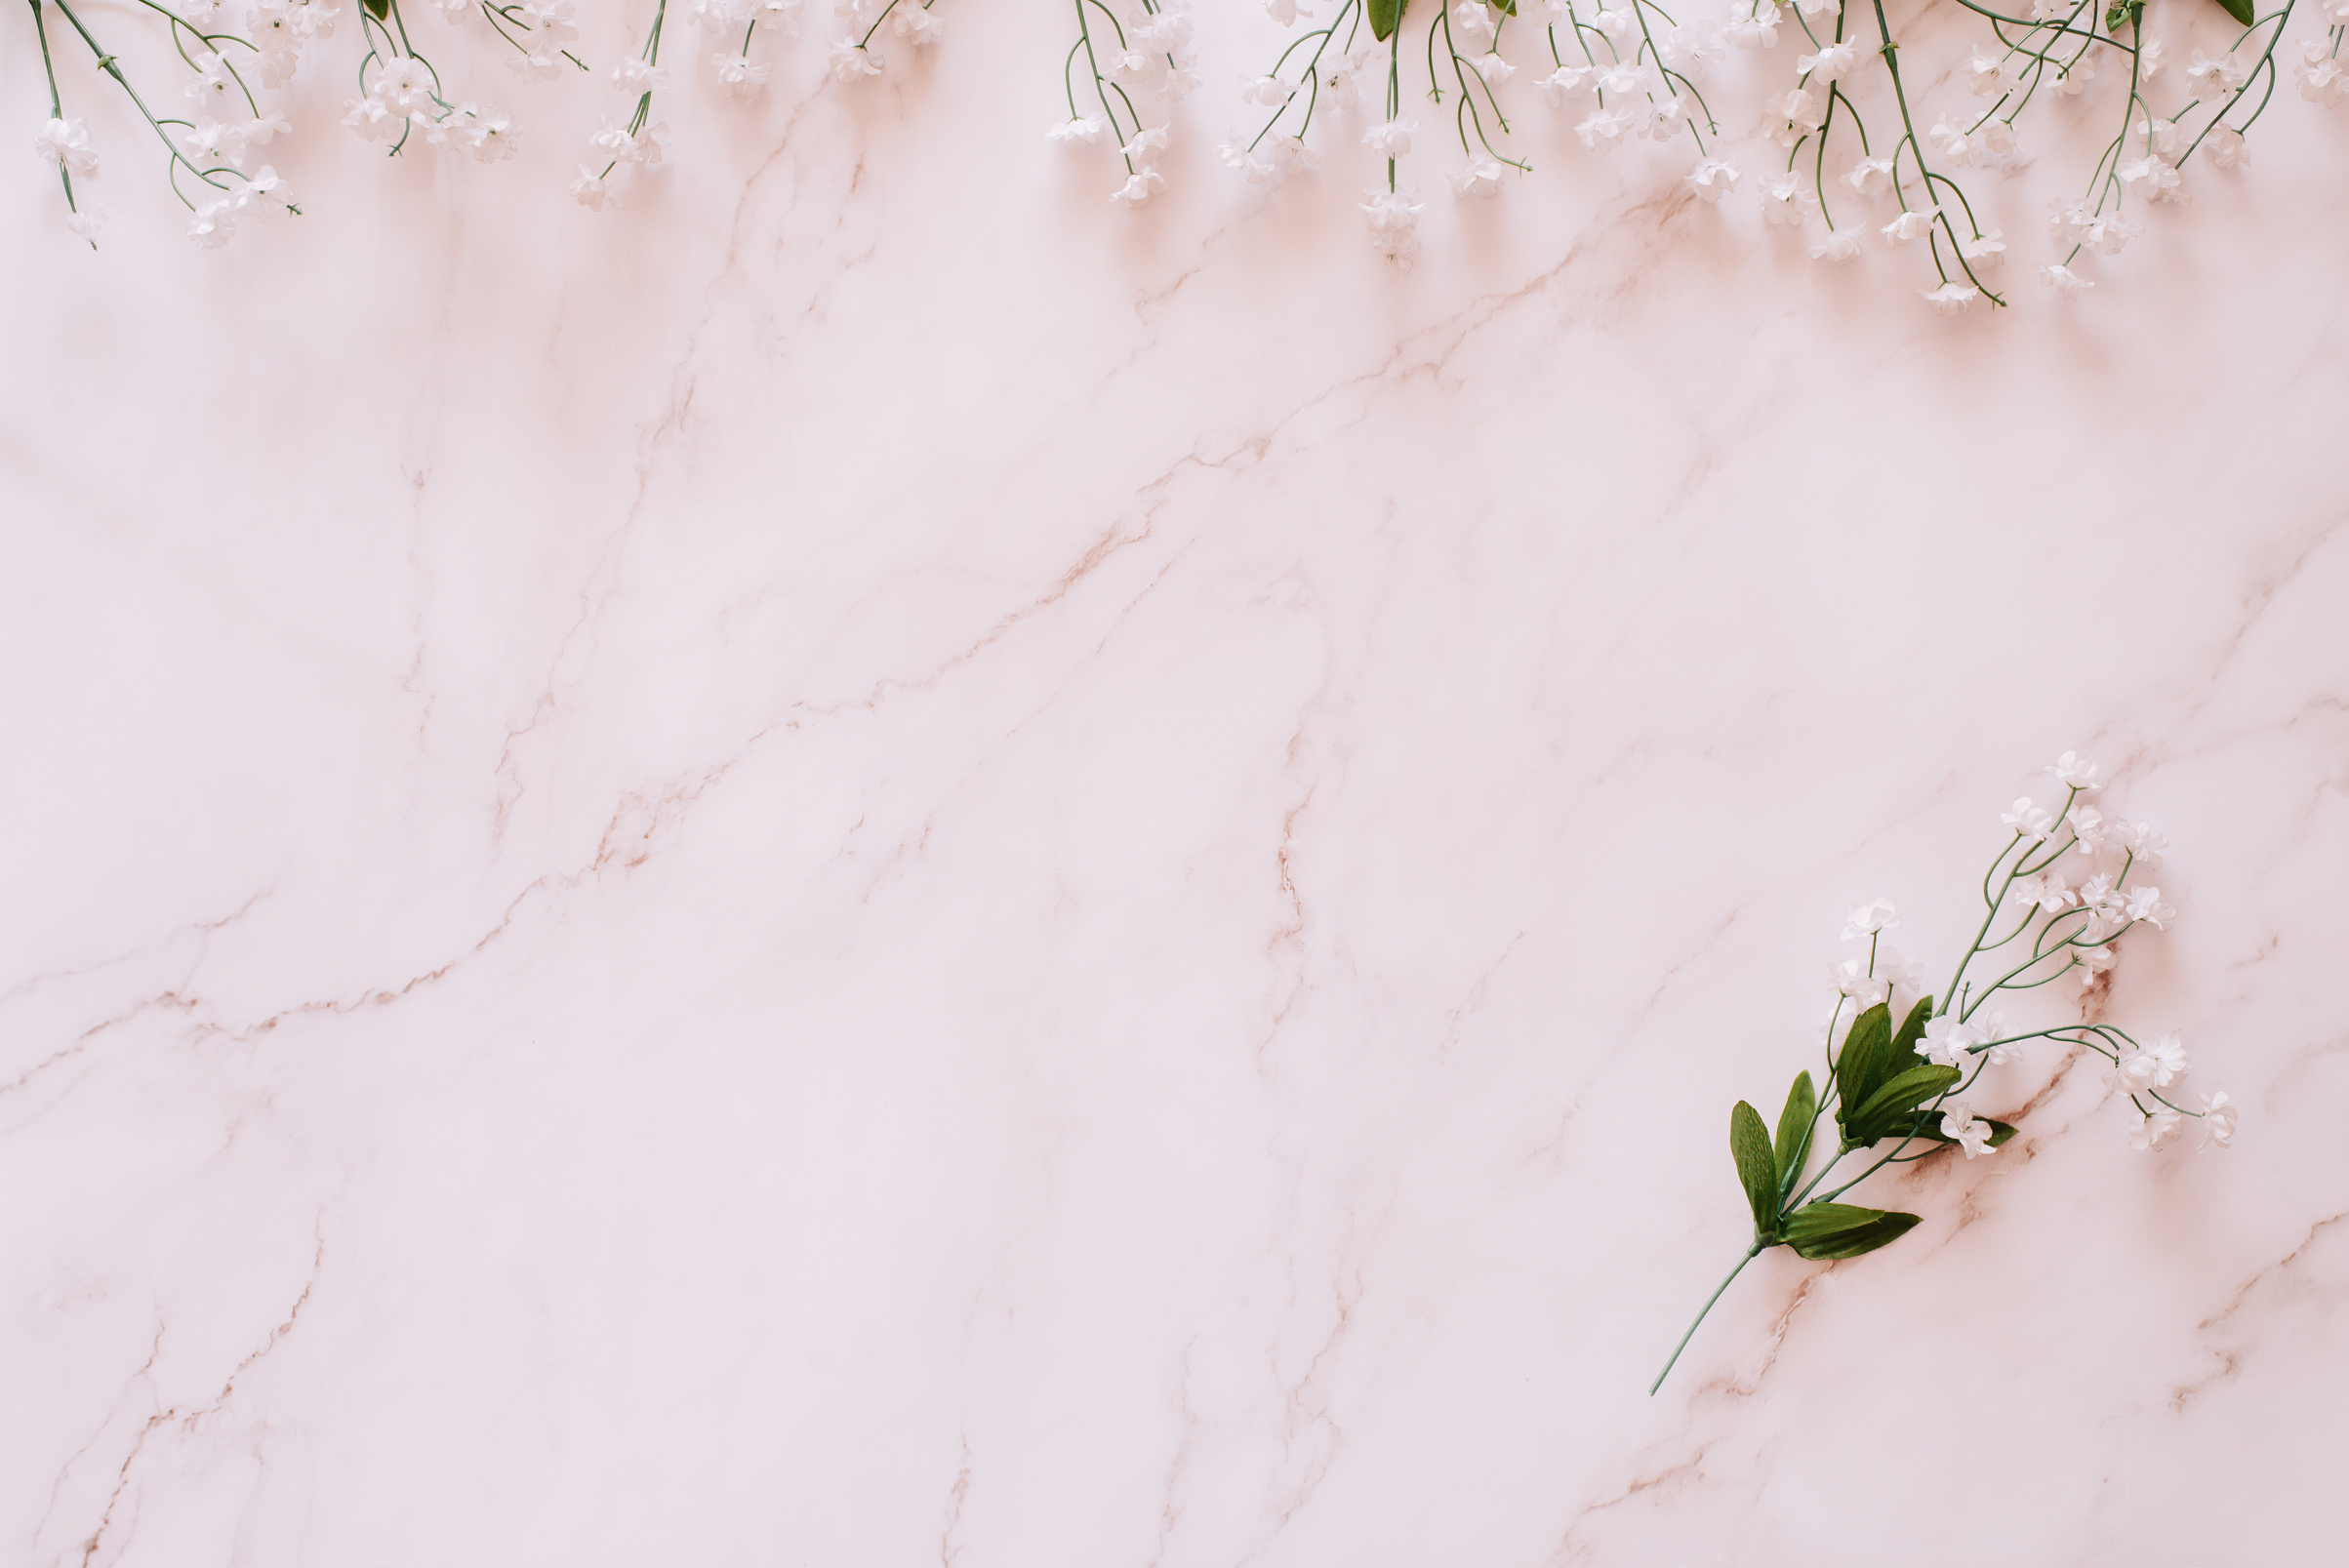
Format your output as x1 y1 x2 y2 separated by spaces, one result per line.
1846 1064 1963 1145
1369 0 1405 39
362 0 389 17
1730 1101 1779 1237
1773 1070 1816 1192
1781 1201 1921 1261
2104 0 2145 28
1889 995 1933 1065
2212 0 2253 22
1831 1002 1890 1138
1884 1109 2019 1148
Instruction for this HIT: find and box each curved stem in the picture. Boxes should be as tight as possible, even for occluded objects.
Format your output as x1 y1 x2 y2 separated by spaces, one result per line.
1651 1243 1764 1395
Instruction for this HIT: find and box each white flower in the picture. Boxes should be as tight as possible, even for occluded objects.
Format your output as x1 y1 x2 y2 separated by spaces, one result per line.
1875 945 1924 995
341 95 401 142
2002 796 2055 842
1965 49 2007 96
1360 185 1423 235
2076 945 2117 985
829 41 882 81
1266 136 1317 175
1882 207 1938 244
2084 212 2141 256
1977 118 2017 158
1048 116 1106 145
2122 885 2175 931
712 54 772 98
892 4 943 43
1842 900 1898 942
2114 820 2167 866
1574 107 1638 151
1831 958 1890 1009
1926 121 1976 166
1723 0 1780 48
2068 805 2110 851
233 164 295 212
1451 1 1496 43
2108 1049 2161 1100
1978 1013 2023 1066
2145 1031 2188 1087
2046 197 2091 245
1685 157 1739 202
571 164 614 207
1239 74 1296 106
1121 125 1170 162
65 207 107 243
2055 53 2095 95
1266 0 1312 21
1941 1102 1998 1158
2120 156 2185 204
1919 1016 1981 1068
2128 1107 2185 1150
519 0 578 39
2206 125 2249 168
184 49 237 103
2139 32 2166 80
2133 115 2185 161
1844 155 1893 197
1797 39 1858 81
510 47 565 82
1923 283 1978 317
1470 52 1515 86
186 196 236 247
1363 117 1415 156
470 108 523 162
1593 6 1635 37
2296 49 2348 107
1777 86 1827 131
1959 229 2005 265
374 57 437 115
1659 23 1726 75
33 117 100 178
1452 157 1507 196
431 0 478 22
1218 141 1276 182
1111 168 1166 206
1760 172 1810 225
612 58 670 90
2198 1091 2237 1150
1134 8 1193 48
1808 228 1861 263
2008 873 2074 914
176 117 249 168
2186 49 2251 92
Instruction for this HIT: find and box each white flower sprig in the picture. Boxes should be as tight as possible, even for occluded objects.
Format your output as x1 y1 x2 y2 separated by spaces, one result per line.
1052 1 1195 207
1652 751 2232 1393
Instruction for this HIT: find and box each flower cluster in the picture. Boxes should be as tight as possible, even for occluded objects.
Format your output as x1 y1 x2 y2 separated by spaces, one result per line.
1653 752 2232 1393
1049 2 1196 207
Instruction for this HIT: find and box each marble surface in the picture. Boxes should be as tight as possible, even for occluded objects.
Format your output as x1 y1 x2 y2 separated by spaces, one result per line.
6 1 2349 1562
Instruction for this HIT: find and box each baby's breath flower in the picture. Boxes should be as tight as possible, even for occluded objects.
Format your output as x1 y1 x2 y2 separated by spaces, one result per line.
1685 157 1740 203
1923 282 1979 316
1808 228 1862 263
2198 1093 2237 1150
1843 900 1899 941
2128 1107 2185 1151
33 118 100 178
1942 1103 1998 1157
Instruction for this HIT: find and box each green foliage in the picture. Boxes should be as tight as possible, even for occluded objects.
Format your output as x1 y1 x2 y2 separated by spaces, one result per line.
1885 1108 2019 1148
1369 0 1405 40
1846 1063 1964 1145
1781 1202 1922 1261
363 0 389 19
1773 1070 1816 1193
2212 0 2254 22
1730 1102 1780 1237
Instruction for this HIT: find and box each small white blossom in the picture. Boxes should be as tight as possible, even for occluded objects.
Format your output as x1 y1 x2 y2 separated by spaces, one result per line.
1978 1013 2023 1066
2055 53 2095 95
1111 168 1167 206
1363 117 1415 156
1883 206 1939 244
1451 1 1496 43
2076 945 2118 985
1121 125 1170 162
1797 39 1859 81
1959 229 2005 265
1942 1102 1998 1158
2009 873 2074 914
1830 958 1889 1009
1452 157 1508 197
1965 49 2007 96
1238 74 1296 107
1592 6 1635 37
2002 796 2056 842
2068 805 2110 852
1760 172 1811 225
612 58 670 90
2198 1091 2237 1150
2139 33 2166 79
2133 115 2186 162
1926 120 1977 166
1843 900 1899 942
1808 227 1861 263
2120 156 2186 204
2128 1106 2185 1150
1723 0 1780 48
2186 48 2251 92
892 4 943 44
1048 116 1106 145
233 164 295 212
65 207 107 243
2114 820 2167 866
1845 155 1893 197
1574 107 1638 152
34 117 100 178
1919 1016 1981 1068
2296 45 2348 107
1685 157 1739 202
830 41 882 82
713 54 772 98
1922 283 1978 317
2122 885 2175 931
571 164 614 207
1778 86 1827 132
1469 52 1516 86
2206 125 2250 168
2145 1031 2189 1087
187 196 237 247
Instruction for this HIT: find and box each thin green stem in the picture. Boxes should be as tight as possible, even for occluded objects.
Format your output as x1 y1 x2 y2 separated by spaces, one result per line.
1651 1243 1764 1395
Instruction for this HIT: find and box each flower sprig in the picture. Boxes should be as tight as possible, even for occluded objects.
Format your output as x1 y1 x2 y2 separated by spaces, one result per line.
1049 1 1195 207
1652 752 2232 1394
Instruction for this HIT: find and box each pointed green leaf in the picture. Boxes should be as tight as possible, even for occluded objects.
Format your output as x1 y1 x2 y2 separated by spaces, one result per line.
1890 995 1934 1065
1832 1002 1891 1137
1781 1201 1921 1261
1369 0 1405 40
1773 1070 1815 1192
1730 1101 1779 1236
2211 0 2253 23
362 0 389 17
1884 1109 2018 1148
1847 1064 1963 1144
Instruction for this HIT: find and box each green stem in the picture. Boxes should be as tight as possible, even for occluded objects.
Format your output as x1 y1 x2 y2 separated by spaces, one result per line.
1651 1243 1764 1395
